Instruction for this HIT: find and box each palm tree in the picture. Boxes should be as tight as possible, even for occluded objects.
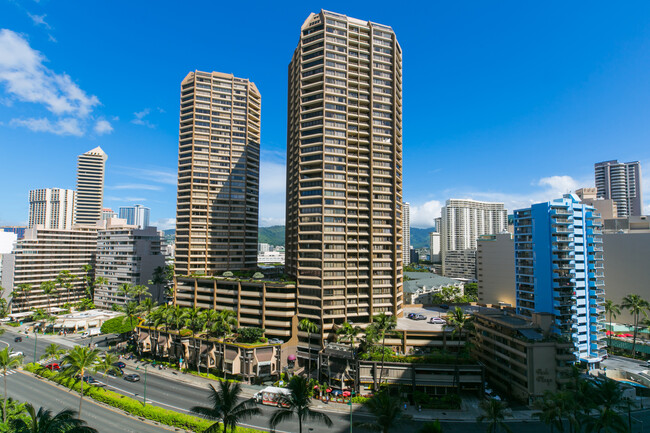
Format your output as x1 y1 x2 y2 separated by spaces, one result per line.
56 270 76 305
119 301 142 333
185 308 206 373
354 391 402 433
372 312 397 386
477 398 512 433
39 281 57 315
61 346 101 416
0 397 25 428
96 353 121 378
208 310 238 378
10 403 98 433
170 305 188 331
140 297 155 318
336 322 362 355
0 347 23 423
583 379 628 433
14 283 32 312
40 343 65 363
92 277 108 302
150 266 171 303
298 318 319 378
534 391 567 433
81 264 94 299
269 375 332 433
604 300 621 349
130 285 151 305
190 381 261 433
446 307 469 390
620 294 649 358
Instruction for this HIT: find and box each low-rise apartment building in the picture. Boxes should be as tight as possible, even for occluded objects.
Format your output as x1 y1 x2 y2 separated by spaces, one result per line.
472 309 575 403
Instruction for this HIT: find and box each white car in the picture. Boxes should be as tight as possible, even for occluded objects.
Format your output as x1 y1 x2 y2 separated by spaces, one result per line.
429 317 446 324
9 352 23 358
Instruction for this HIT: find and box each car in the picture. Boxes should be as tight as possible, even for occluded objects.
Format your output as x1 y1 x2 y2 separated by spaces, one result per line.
87 377 104 386
45 363 60 371
124 374 140 382
112 361 126 369
9 352 23 358
407 313 415 319
430 317 446 324
14 337 22 343
268 338 283 345
413 314 427 320
439 304 450 310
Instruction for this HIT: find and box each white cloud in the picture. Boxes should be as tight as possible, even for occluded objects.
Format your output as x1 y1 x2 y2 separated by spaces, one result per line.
10 117 82 136
93 119 113 135
131 108 154 128
0 29 104 136
152 218 175 231
27 13 50 29
409 200 443 228
408 174 594 228
108 184 163 191
117 166 177 185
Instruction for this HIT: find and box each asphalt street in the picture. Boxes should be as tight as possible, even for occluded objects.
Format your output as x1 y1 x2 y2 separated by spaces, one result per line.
4 371 173 433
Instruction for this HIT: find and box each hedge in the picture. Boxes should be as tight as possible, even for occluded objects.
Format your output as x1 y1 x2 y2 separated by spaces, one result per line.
100 316 134 334
24 363 264 433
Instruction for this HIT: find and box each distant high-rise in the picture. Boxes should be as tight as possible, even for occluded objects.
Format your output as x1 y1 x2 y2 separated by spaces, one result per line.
175 71 260 276
119 204 150 229
594 160 643 217
403 202 411 266
74 147 107 225
514 194 606 365
286 9 404 358
28 188 75 230
101 208 117 221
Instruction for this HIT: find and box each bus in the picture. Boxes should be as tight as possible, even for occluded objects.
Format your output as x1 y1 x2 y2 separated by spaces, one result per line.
254 386 291 407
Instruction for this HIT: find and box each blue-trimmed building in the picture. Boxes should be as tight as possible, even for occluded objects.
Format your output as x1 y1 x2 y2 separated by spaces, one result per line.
514 194 606 366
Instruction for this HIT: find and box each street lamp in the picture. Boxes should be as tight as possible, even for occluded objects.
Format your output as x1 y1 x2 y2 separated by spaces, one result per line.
143 364 148 406
33 330 38 364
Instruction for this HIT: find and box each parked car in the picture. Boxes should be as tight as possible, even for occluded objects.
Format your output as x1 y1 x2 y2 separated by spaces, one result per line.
429 317 446 324
45 363 60 371
112 361 126 369
413 314 427 320
124 374 140 382
14 337 22 343
268 338 283 345
87 376 104 386
439 304 450 310
9 352 23 358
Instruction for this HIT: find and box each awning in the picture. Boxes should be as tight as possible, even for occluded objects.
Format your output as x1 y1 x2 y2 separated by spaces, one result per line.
63 321 76 328
87 320 99 327
518 329 543 341
257 361 272 367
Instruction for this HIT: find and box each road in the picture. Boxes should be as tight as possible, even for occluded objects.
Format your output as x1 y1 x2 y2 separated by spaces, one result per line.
4 371 173 433
7 329 650 433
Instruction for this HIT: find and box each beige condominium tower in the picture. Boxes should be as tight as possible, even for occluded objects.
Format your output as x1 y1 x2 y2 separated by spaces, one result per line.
286 10 404 359
73 147 107 225
175 71 260 276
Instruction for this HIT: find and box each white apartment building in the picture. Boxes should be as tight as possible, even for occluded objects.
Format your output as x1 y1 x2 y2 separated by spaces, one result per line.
28 188 76 230
1 225 98 313
74 147 107 226
403 202 411 266
94 218 165 309
429 231 441 263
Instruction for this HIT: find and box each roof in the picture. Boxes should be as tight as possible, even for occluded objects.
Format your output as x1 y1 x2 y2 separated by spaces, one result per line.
518 328 543 341
403 272 461 294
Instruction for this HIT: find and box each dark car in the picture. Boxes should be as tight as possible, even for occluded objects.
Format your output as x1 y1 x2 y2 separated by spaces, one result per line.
45 363 60 371
112 361 126 369
124 374 140 382
14 337 22 343
439 304 450 310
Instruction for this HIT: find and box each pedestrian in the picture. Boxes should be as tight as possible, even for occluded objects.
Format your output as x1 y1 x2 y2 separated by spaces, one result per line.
404 402 407 410
418 404 421 412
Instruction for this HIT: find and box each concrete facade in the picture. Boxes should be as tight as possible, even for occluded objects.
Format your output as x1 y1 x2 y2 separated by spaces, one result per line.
477 233 515 307
94 218 166 309
74 147 107 225
403 202 410 266
175 71 260 276
118 205 150 229
443 249 477 280
595 160 643 217
429 231 441 263
28 188 76 230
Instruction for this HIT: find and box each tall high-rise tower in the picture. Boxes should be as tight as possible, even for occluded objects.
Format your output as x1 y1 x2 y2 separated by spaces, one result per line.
175 71 260 276
594 160 643 217
514 194 606 365
74 147 107 225
403 202 410 266
286 10 404 356
119 204 150 229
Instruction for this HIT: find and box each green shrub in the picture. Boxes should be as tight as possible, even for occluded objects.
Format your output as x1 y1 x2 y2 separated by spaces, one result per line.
100 316 133 334
6 322 20 327
236 327 265 343
351 396 370 404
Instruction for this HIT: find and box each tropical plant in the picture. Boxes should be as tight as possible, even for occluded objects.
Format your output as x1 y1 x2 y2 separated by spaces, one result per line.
534 391 568 433
56 270 76 305
40 343 65 363
298 318 319 377
336 322 362 355
130 285 151 305
584 379 628 433
604 300 621 350
236 327 265 344
39 280 58 315
185 308 207 373
75 299 95 312
269 375 332 433
140 297 155 318
81 264 94 299
96 352 122 378
190 380 260 433
61 346 101 416
353 391 402 433
170 306 188 331
13 283 32 312
92 277 108 302
9 403 98 433
119 301 142 333
477 398 512 433
418 420 443 433
620 294 649 358
372 313 398 386
446 307 469 390
150 265 173 303
0 347 23 423
0 397 26 429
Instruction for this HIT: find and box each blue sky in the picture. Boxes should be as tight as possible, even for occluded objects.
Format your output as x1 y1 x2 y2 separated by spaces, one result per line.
1 1 650 229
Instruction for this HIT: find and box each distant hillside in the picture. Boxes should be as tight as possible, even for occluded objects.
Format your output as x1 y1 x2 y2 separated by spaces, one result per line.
410 227 435 248
259 226 285 246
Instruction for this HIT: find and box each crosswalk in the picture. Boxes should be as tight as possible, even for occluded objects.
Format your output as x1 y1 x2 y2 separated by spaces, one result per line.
2 370 18 377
